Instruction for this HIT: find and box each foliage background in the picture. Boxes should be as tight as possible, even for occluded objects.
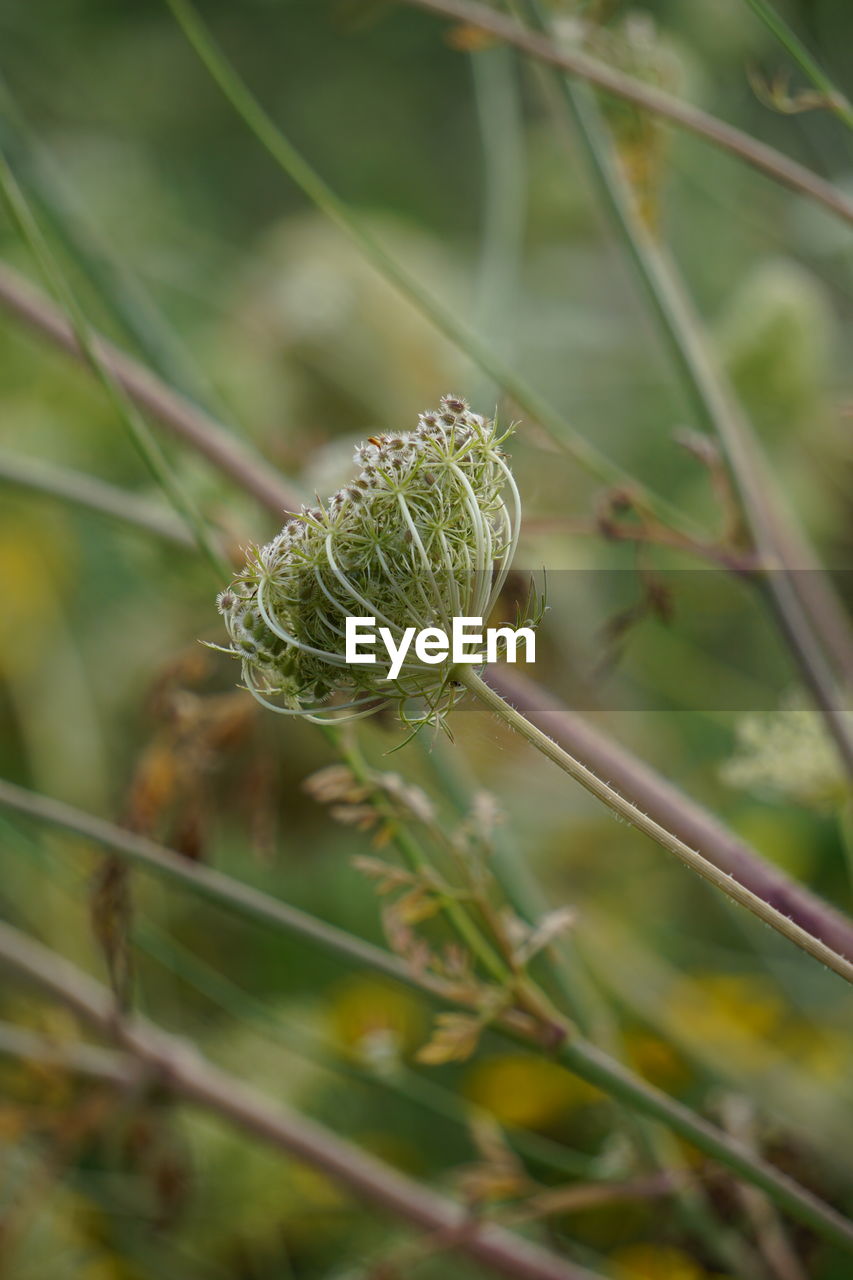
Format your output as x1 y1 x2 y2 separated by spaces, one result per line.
0 1 852 1277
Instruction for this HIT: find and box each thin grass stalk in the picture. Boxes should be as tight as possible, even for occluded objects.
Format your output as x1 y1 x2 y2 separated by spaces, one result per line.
0 262 301 519
484 665 853 961
554 1034 853 1253
0 448 196 547
0 151 226 578
0 777 416 989
0 76 219 408
134 922 599 1182
163 0 701 536
0 1019 137 1087
9 816 599 1185
395 0 853 226
577 906 853 1158
379 736 757 1277
471 41 527 405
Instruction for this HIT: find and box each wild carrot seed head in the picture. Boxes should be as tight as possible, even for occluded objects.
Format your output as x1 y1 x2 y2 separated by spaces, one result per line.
215 397 522 727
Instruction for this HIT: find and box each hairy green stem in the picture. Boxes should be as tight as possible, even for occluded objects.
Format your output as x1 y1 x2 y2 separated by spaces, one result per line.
457 665 853 986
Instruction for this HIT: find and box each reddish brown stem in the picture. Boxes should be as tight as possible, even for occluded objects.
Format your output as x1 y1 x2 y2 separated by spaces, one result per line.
0 262 300 519
397 0 853 228
0 919 600 1280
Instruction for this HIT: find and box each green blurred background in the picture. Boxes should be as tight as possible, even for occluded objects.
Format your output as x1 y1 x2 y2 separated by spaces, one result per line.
0 1 852 1277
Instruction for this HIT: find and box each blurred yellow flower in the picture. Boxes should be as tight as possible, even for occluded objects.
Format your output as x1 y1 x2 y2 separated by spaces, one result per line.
667 973 784 1049
609 1243 708 1279
778 1022 849 1084
464 1054 601 1129
624 1031 691 1094
327 976 425 1066
0 521 69 678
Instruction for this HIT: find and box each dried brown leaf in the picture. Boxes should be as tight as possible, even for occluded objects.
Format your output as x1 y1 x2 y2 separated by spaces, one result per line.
515 907 577 967
416 1013 482 1065
302 764 368 805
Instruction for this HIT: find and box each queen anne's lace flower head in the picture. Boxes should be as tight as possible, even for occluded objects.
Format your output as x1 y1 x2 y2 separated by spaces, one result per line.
216 396 521 727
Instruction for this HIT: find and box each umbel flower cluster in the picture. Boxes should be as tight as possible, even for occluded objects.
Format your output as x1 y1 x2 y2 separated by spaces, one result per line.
216 396 521 726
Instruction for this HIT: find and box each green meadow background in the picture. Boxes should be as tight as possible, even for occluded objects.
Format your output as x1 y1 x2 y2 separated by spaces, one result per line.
0 2 852 1277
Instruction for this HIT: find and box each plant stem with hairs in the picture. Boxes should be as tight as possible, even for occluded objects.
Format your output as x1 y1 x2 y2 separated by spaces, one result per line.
215 395 853 983
455 664 853 986
482 665 853 961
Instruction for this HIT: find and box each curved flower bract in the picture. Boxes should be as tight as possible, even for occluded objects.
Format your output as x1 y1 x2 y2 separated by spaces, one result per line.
216 396 522 727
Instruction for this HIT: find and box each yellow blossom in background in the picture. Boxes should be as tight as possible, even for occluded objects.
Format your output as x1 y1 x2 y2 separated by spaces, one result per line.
624 1030 692 1094
0 517 71 680
609 1243 709 1280
327 976 426 1066
464 1054 601 1129
777 1022 849 1085
666 973 785 1051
